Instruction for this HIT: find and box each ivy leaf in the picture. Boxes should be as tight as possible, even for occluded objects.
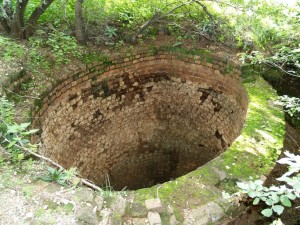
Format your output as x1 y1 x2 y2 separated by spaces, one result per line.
248 190 257 198
280 195 292 207
273 205 284 215
253 197 260 205
237 182 249 190
249 181 256 190
286 192 296 200
261 208 273 217
266 198 274 206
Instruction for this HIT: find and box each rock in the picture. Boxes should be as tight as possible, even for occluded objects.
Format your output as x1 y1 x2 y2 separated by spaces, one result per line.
110 212 123 225
75 206 99 224
145 198 162 213
183 202 225 225
132 218 148 225
170 215 178 225
130 202 148 217
205 202 224 222
74 188 94 203
147 211 162 225
110 195 127 216
99 208 112 225
95 195 104 210
183 208 209 225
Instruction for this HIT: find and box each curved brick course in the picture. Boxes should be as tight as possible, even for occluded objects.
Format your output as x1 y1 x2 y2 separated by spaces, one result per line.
32 50 248 190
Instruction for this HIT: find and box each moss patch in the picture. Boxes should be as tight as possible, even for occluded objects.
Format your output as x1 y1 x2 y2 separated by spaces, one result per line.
134 75 285 223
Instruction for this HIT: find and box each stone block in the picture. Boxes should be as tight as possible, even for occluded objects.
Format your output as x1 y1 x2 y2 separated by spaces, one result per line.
74 188 94 203
111 195 127 216
147 211 162 225
145 198 162 213
75 206 99 224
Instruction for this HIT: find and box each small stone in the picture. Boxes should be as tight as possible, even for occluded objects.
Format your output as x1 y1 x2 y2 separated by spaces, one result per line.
110 195 127 216
74 188 94 203
183 202 225 225
99 208 112 225
76 206 99 224
132 218 148 225
130 202 148 217
145 198 162 213
110 212 123 225
170 215 178 225
147 211 162 225
25 212 34 219
205 202 224 222
95 195 104 210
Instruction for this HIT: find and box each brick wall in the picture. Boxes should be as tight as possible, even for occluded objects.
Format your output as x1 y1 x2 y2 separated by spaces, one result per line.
32 50 248 190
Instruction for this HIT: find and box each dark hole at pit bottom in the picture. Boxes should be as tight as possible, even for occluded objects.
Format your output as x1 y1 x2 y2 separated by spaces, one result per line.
92 136 222 191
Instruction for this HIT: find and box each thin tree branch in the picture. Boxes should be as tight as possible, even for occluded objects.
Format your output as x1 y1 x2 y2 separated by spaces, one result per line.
194 0 215 22
132 0 195 42
264 60 300 78
25 0 55 37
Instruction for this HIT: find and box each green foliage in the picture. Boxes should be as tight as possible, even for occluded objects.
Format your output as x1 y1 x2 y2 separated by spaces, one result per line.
0 96 38 163
40 167 78 186
0 37 26 62
40 167 67 186
4 122 38 163
0 96 14 133
271 45 300 74
276 95 300 128
226 151 300 223
30 30 81 68
105 26 118 38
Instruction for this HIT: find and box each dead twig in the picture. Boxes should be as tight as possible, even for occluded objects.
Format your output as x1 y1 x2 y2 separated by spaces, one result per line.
1 134 103 192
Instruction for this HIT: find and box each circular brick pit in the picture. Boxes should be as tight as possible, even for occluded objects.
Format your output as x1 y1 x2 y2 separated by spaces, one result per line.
33 51 248 190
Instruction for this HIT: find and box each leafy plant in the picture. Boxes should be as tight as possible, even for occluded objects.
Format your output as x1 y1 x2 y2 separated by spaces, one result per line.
46 31 81 65
40 167 67 186
3 122 38 163
224 151 300 224
105 26 118 38
40 167 79 186
0 96 14 134
0 96 38 163
0 37 26 62
276 95 300 128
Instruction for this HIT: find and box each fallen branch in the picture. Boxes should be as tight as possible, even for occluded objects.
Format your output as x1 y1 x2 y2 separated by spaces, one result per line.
1 134 103 192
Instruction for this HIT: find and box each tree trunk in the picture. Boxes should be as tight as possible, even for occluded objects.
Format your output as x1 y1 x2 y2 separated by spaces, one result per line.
25 0 55 37
75 0 86 44
11 0 29 38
